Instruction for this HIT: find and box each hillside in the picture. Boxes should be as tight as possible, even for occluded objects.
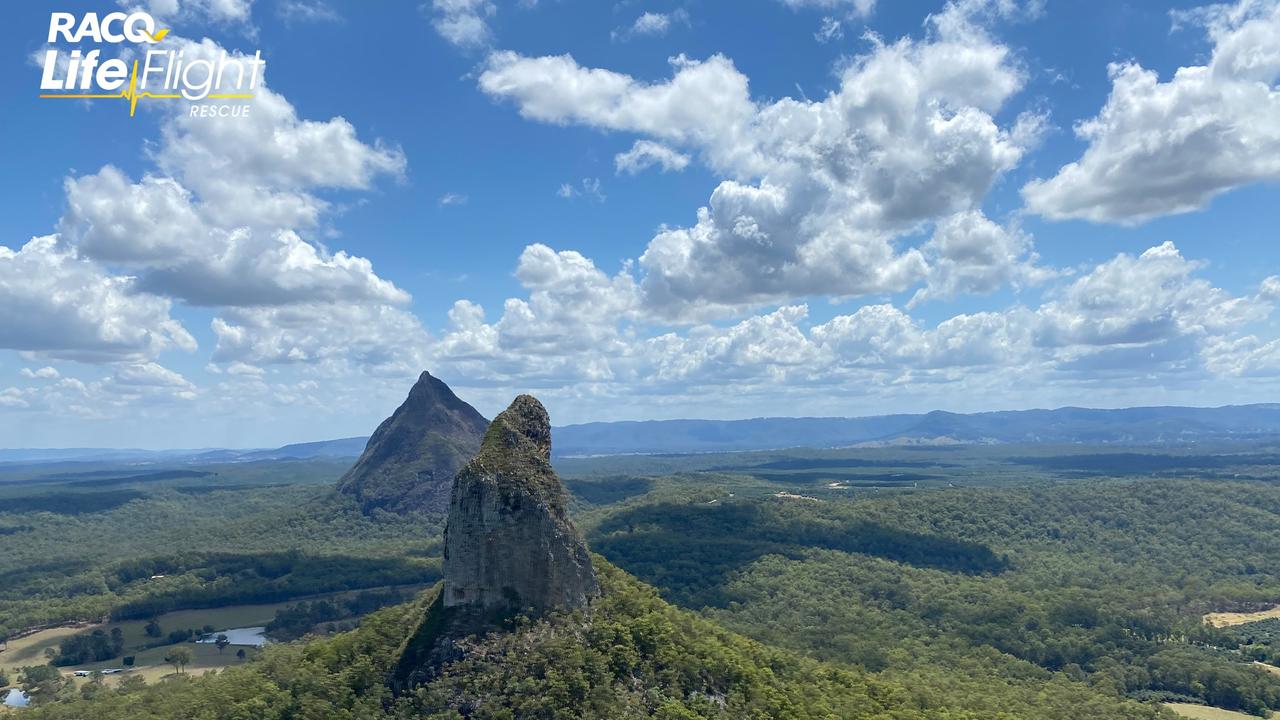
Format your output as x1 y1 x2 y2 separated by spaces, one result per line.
16 560 1172 720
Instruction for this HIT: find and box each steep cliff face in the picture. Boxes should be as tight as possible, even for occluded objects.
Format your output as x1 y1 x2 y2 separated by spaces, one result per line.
337 371 488 514
442 394 599 614
391 394 598 691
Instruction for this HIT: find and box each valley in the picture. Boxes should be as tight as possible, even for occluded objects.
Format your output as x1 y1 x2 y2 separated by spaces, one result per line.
6 427 1280 716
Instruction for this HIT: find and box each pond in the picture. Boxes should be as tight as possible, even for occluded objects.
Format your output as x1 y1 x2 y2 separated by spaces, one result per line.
3 688 30 708
196 626 268 647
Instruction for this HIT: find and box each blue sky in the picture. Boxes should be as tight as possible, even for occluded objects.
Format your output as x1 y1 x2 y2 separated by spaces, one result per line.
2 0 1279 448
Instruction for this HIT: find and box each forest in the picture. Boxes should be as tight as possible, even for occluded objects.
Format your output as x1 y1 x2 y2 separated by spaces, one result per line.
5 445 1280 717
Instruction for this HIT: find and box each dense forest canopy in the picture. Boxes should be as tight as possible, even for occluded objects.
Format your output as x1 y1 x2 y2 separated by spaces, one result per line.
6 446 1280 717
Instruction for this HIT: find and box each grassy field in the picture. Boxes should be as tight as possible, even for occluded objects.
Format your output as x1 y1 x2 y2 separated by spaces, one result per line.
1206 606 1280 628
0 625 94 673
1167 702 1277 719
1 585 421 684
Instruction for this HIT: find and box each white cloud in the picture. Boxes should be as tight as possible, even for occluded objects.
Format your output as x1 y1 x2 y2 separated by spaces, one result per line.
779 0 876 17
908 211 1050 307
427 0 496 48
0 236 195 363
61 166 408 309
435 240 1278 402
211 302 431 375
20 367 60 380
1023 0 1280 223
123 0 255 25
814 16 844 43
110 362 196 390
438 192 469 206
1033 241 1268 349
614 140 691 175
556 178 605 201
479 9 1042 318
613 10 689 41
278 0 340 25
0 31 436 441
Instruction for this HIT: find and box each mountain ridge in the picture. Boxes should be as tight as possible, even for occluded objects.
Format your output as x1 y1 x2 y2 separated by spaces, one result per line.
6 403 1280 465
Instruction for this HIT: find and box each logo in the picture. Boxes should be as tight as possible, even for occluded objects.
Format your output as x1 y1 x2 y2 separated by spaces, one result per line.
38 11 264 117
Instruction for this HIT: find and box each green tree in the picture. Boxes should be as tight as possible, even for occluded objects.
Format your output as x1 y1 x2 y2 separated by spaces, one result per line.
144 619 162 638
235 648 246 662
214 634 230 655
116 675 146 694
164 647 192 675
19 665 67 707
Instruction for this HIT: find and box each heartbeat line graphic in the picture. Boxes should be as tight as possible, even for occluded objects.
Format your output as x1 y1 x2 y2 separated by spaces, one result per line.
39 60 253 117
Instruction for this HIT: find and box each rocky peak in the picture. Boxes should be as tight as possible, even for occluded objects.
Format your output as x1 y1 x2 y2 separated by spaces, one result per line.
391 394 598 691
337 371 488 514
442 394 599 614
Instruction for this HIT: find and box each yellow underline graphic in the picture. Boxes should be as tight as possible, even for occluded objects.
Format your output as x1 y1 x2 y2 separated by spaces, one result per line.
39 60 252 117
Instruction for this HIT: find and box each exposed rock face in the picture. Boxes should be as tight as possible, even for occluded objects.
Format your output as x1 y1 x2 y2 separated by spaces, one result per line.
442 394 599 614
337 371 488 514
390 394 598 692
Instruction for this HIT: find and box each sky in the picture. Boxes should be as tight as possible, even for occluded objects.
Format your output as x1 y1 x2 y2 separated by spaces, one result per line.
1 0 1279 448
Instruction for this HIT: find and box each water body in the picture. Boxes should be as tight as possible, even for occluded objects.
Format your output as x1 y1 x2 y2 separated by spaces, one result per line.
196 626 267 647
3 688 30 707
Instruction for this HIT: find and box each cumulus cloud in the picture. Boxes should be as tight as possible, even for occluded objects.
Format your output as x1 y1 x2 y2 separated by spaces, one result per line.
435 240 1278 402
427 0 496 48
1023 0 1280 223
211 302 431 375
45 35 419 378
0 31 433 435
1033 241 1269 348
908 211 1051 307
479 4 1044 318
0 236 195 363
20 367 61 380
62 168 408 307
614 140 691 175
613 10 689 41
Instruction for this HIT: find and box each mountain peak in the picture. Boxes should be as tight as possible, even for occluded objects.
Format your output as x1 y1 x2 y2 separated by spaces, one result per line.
443 393 597 613
392 394 598 691
336 371 488 514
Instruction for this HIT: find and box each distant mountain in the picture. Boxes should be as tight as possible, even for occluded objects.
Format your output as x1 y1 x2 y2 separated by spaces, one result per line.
0 439 370 468
336 371 489 514
552 404 1280 455
0 447 223 465
241 437 369 461
8 404 1280 466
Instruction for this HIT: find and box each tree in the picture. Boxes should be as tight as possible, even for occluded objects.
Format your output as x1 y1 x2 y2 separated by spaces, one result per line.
0 668 9 687
236 648 247 661
80 671 106 700
19 665 67 707
116 674 147 694
214 634 230 655
144 619 162 638
122 656 135 667
165 646 193 675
